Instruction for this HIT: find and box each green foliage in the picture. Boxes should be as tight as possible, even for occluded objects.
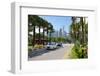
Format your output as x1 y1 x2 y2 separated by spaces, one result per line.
70 41 88 58
28 15 54 46
70 17 88 44
48 37 67 43
69 17 88 58
33 44 44 49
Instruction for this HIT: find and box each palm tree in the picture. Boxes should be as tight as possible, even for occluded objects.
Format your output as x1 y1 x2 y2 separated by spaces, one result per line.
85 22 88 44
28 15 54 46
42 20 49 45
37 17 43 44
36 17 50 45
80 17 86 44
83 17 88 44
28 15 38 46
70 17 88 58
70 17 84 43
48 23 54 43
70 17 77 42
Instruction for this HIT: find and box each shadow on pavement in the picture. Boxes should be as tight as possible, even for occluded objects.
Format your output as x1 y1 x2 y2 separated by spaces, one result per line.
28 47 61 58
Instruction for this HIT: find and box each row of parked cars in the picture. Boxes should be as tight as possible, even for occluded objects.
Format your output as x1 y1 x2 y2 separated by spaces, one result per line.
46 42 63 50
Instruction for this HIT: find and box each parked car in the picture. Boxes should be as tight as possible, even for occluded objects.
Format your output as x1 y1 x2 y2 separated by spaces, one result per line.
57 43 62 47
46 42 57 50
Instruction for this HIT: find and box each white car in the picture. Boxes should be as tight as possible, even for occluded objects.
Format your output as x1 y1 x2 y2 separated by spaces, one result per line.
46 42 57 50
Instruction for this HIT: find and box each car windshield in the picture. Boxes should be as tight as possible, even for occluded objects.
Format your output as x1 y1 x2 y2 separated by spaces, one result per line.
48 42 56 45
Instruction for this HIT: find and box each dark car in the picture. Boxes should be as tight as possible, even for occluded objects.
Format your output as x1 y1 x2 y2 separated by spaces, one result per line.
57 43 63 47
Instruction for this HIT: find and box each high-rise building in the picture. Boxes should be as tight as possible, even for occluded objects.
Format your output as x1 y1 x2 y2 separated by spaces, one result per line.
59 28 62 37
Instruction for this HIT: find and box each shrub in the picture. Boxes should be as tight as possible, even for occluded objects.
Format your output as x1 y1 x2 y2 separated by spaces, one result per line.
33 44 44 49
39 45 44 49
70 41 88 58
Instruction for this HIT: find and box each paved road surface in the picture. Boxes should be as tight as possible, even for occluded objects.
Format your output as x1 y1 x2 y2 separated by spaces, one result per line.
28 44 74 61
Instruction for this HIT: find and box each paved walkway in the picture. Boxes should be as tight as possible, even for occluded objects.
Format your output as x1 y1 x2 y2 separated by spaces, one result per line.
28 44 74 61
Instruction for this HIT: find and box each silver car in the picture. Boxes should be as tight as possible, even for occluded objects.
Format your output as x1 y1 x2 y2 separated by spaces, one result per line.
46 42 57 50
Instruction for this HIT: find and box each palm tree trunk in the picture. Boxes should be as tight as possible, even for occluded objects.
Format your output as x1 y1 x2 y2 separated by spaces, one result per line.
43 28 45 45
81 17 84 58
50 32 51 44
39 26 41 44
84 17 86 43
75 24 77 41
81 17 84 44
33 26 35 47
47 28 48 44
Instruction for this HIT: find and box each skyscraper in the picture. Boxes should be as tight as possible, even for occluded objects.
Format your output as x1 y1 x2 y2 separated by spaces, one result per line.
59 28 62 37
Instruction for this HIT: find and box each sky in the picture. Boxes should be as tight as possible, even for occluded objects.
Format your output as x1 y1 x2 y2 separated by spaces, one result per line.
39 15 72 33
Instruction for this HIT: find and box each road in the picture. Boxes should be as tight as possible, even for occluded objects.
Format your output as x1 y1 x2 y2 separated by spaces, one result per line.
28 44 74 61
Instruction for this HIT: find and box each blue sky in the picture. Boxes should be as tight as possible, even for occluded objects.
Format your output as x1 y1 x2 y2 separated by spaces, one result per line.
39 15 72 33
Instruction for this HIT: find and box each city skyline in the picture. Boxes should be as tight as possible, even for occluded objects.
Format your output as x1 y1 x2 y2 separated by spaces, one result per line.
50 26 68 38
39 15 72 33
